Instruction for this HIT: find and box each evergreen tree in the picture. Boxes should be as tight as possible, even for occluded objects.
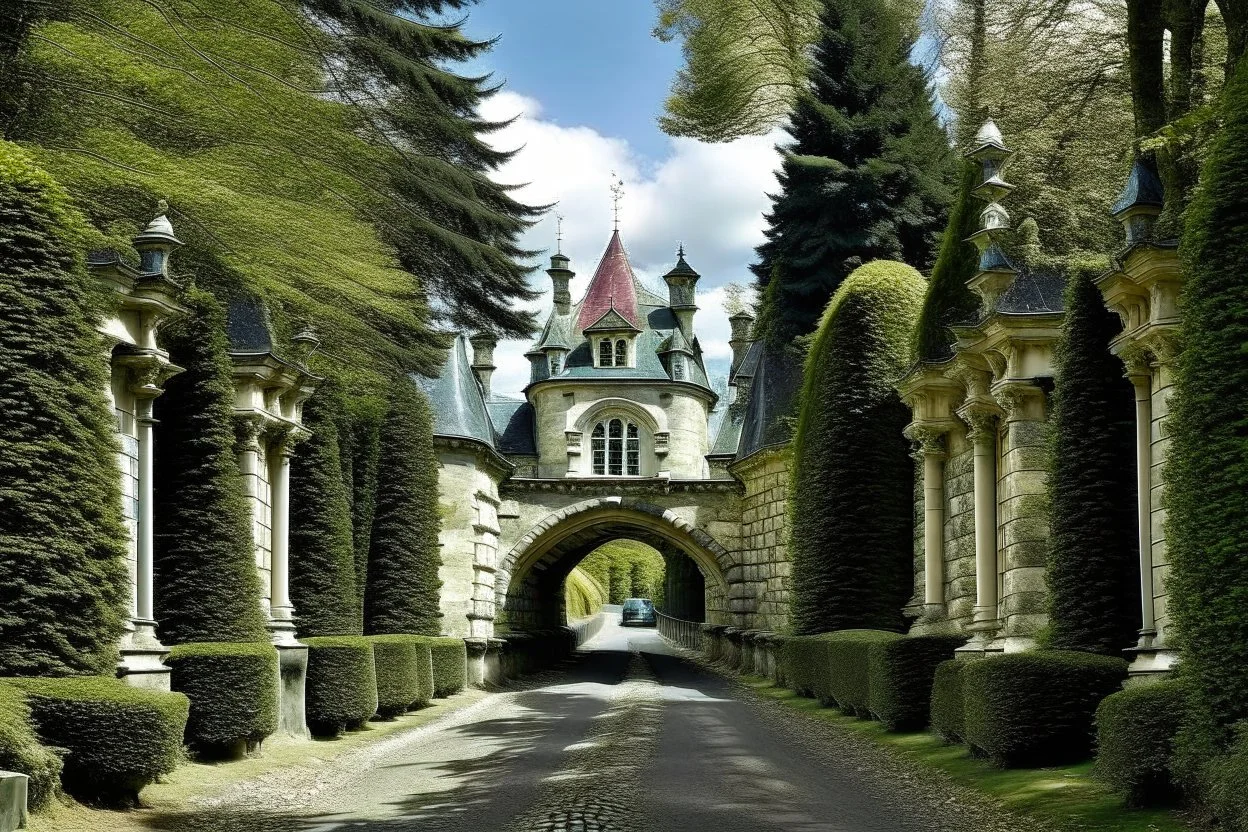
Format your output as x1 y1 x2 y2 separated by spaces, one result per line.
290 383 361 637
343 402 383 623
913 160 982 361
1044 265 1140 655
1166 57 1248 741
752 0 954 348
0 141 129 676
153 288 269 645
363 378 442 636
789 260 925 635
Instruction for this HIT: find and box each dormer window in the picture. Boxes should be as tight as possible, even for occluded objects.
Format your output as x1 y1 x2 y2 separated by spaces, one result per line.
595 336 633 368
598 339 613 367
591 418 642 476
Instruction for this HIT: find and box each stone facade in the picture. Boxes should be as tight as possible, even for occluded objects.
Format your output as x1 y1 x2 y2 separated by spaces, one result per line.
728 447 792 632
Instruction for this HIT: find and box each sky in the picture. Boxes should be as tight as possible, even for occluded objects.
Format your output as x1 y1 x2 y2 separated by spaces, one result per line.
455 1 785 398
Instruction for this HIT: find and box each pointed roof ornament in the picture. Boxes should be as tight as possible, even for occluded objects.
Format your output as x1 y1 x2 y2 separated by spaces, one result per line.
665 243 700 279
971 119 1007 152
1111 156 1165 217
576 229 640 331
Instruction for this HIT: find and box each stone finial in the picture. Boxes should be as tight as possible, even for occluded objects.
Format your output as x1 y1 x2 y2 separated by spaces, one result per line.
964 120 1019 311
290 326 320 364
728 310 755 374
470 332 498 399
132 201 183 278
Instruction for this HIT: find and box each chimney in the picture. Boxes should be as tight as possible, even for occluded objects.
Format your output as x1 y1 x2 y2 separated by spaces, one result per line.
469 332 497 400
547 253 575 314
663 245 700 336
728 310 755 374
132 202 182 277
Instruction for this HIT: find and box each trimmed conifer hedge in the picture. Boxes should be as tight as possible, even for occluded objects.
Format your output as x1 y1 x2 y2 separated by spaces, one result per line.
370 635 434 717
0 682 61 810
962 651 1128 767
429 638 467 698
11 677 188 806
868 635 968 731
0 141 130 677
363 379 443 637
303 636 377 737
166 642 279 757
789 261 926 634
779 635 833 699
914 160 983 362
1205 730 1248 832
1045 263 1140 655
1094 679 1185 806
824 630 903 717
153 287 270 645
930 659 967 743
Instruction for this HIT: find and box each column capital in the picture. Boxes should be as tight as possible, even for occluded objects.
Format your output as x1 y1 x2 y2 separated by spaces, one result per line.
956 401 1001 441
116 351 182 400
235 414 267 451
904 423 950 458
992 380 1047 422
1141 329 1182 367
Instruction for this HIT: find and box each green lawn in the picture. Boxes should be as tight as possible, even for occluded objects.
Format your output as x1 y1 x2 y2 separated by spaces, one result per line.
742 677 1190 832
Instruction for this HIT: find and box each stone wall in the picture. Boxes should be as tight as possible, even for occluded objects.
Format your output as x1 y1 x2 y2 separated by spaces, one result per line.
434 441 506 639
729 447 792 633
944 438 977 628
996 393 1051 647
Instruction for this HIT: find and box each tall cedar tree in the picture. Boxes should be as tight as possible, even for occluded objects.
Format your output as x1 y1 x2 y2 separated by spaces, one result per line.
1166 57 1248 742
1044 265 1140 655
752 0 953 348
363 378 442 635
789 260 926 635
290 383 361 636
0 142 129 676
153 288 269 644
913 160 982 360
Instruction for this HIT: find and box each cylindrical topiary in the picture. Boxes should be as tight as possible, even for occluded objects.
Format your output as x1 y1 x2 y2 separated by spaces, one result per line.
823 630 903 717
370 635 431 718
152 287 270 645
868 634 968 731
363 378 442 637
1094 679 1186 806
789 260 926 635
291 382 361 638
0 681 61 810
930 659 967 743
302 636 377 737
0 142 130 677
913 160 984 362
11 677 188 807
1045 263 1140 655
428 637 467 698
166 642 279 757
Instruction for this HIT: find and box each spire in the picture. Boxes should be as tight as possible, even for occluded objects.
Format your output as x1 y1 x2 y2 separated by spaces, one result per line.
663 243 700 336
576 230 640 332
965 120 1018 312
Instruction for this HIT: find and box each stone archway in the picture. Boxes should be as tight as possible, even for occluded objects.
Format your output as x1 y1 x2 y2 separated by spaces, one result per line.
497 497 733 631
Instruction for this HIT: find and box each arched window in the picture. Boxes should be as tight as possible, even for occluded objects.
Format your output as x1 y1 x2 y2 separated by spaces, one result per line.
549 353 561 375
590 418 643 476
598 339 613 367
614 339 628 367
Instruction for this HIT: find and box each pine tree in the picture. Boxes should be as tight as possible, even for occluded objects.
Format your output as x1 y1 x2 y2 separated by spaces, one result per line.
0 141 129 676
789 260 925 635
1044 265 1140 655
363 377 442 636
153 288 269 645
913 160 982 361
290 382 361 637
752 0 954 348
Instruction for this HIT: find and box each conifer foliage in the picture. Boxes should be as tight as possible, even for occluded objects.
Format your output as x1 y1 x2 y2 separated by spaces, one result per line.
363 378 443 636
153 288 269 645
789 260 926 635
1044 264 1140 655
0 141 129 677
290 382 361 637
752 0 953 347
913 161 982 361
1166 57 1248 741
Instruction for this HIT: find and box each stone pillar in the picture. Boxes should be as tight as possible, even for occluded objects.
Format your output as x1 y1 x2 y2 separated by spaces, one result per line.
907 429 948 611
1127 362 1156 643
134 396 157 627
268 435 296 642
959 407 1002 650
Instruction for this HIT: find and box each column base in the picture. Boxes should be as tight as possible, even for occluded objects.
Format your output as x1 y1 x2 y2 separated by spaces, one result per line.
464 638 488 688
956 616 1004 658
267 616 300 647
117 621 171 691
275 643 309 740
1125 643 1180 685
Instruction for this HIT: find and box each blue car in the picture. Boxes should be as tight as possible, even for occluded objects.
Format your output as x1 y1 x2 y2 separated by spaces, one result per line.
621 598 656 627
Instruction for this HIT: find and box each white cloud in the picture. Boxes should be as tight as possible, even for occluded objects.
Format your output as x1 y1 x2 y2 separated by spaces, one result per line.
479 91 782 398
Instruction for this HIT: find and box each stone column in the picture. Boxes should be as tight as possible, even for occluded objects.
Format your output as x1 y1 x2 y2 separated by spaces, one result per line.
918 433 947 609
268 435 296 642
134 395 157 628
1126 359 1156 644
959 407 1001 647
236 419 270 611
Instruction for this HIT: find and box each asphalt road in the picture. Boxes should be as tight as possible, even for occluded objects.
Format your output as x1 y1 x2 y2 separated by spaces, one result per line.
141 614 1019 832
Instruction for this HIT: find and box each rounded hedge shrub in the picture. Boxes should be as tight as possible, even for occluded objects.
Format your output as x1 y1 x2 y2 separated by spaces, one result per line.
962 651 1128 767
868 635 968 731
0 681 61 810
825 630 902 717
1094 679 1185 806
930 659 967 743
11 677 188 806
166 642 279 757
303 637 377 737
429 638 467 698
370 636 435 718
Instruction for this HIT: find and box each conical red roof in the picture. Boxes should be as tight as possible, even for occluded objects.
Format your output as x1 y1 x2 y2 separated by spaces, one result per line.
576 230 640 332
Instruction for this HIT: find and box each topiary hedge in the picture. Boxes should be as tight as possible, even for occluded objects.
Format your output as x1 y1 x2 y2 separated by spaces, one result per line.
166 642 279 757
962 651 1128 767
369 636 434 718
779 635 834 700
824 630 903 717
930 659 967 743
914 160 983 362
0 681 61 810
868 634 968 731
1094 679 1185 806
11 677 188 807
302 636 377 737
429 638 467 698
1204 728 1248 832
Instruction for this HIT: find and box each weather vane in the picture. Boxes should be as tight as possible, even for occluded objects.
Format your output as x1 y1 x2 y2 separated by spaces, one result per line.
555 211 564 254
610 173 625 230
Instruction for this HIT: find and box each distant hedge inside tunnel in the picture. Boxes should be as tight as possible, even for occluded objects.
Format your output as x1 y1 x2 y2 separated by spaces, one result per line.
578 539 665 607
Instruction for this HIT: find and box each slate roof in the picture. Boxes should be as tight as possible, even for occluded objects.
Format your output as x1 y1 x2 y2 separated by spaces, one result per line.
226 296 275 354
576 231 640 330
487 399 537 455
994 270 1065 315
416 334 495 448
734 344 802 460
1112 156 1165 217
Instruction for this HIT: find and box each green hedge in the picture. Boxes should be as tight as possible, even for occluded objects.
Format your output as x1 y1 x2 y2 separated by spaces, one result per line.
962 651 1128 767
369 636 434 717
0 682 61 810
429 638 467 698
166 642 279 756
11 677 187 806
868 635 967 731
779 635 834 699
1205 729 1248 832
930 659 967 743
1094 679 1185 806
825 630 903 716
303 637 377 737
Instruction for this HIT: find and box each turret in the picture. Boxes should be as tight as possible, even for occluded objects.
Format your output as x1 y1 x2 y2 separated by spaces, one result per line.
547 252 575 314
728 310 755 374
964 119 1018 313
1112 156 1165 247
469 332 497 400
132 202 183 278
663 245 699 337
